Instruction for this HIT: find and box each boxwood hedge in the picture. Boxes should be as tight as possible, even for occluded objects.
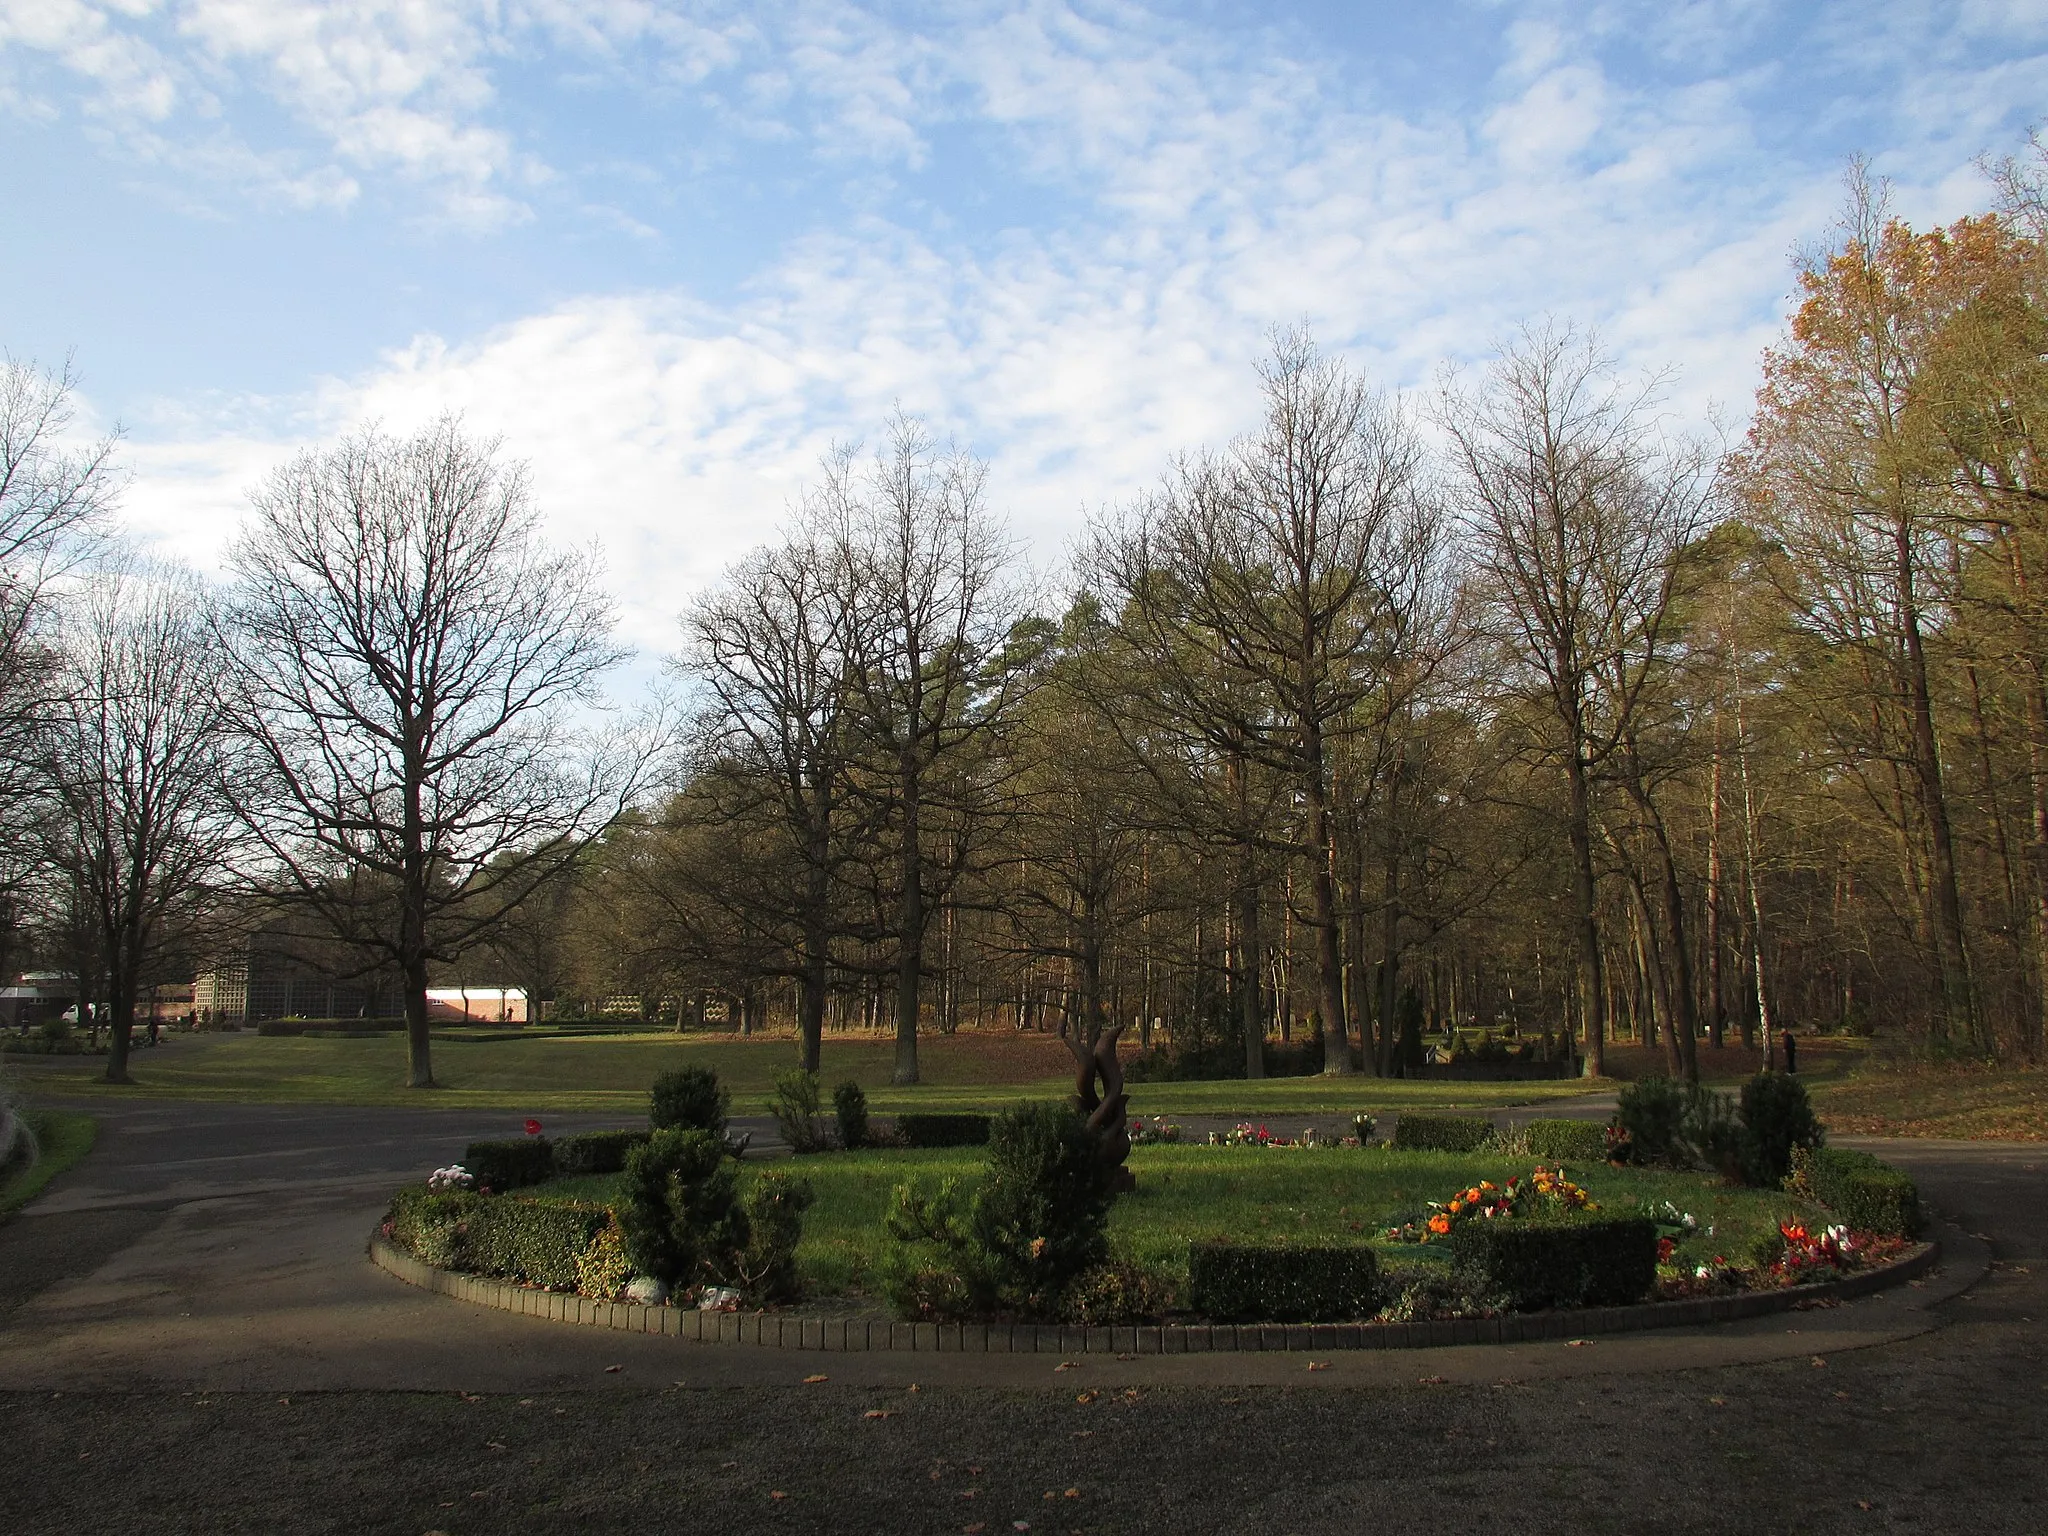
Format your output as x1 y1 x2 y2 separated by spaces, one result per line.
1186 1240 1379 1323
1449 1214 1658 1310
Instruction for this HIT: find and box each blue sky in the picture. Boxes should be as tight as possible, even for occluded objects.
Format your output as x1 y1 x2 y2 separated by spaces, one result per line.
3 0 2045 656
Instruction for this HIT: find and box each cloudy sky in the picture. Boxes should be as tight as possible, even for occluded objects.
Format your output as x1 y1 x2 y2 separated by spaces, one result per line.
3 0 2044 660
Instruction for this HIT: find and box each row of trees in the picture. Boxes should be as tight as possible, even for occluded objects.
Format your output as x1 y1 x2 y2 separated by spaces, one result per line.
578 163 2048 1082
8 155 2048 1088
0 397 640 1086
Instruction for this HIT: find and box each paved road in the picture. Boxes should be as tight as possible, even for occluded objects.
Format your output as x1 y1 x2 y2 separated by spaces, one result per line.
0 1097 2040 1533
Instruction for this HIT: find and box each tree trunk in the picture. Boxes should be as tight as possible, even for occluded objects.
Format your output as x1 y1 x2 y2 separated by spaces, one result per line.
1706 727 1726 1050
893 757 923 1085
1303 740 1352 1075
102 959 137 1086
1565 747 1606 1076
1896 526 1977 1047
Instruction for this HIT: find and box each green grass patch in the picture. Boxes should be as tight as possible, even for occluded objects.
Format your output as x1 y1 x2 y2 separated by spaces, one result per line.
0 1110 98 1217
22 1029 1602 1116
518 1143 1815 1300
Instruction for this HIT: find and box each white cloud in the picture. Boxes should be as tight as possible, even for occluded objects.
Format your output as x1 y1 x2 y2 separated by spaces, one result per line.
68 1 2048 662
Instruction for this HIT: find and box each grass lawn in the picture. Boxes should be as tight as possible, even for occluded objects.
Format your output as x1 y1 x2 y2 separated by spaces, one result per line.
0 1110 98 1218
532 1144 1818 1299
1810 1062 2048 1140
19 1028 1604 1116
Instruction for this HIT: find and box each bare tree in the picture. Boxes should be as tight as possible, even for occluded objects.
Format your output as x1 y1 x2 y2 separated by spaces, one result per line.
34 565 237 1084
1 357 119 873
823 415 1025 1086
221 417 637 1088
677 524 861 1072
1092 331 1433 1075
1440 324 1712 1077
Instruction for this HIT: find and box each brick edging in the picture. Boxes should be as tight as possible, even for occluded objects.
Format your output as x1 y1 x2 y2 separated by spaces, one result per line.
367 1235 1940 1353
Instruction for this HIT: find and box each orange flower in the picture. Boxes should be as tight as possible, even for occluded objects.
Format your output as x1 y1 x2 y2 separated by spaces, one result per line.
1427 1214 1451 1235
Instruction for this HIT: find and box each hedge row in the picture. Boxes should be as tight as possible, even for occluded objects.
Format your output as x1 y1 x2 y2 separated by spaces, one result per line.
1794 1147 1922 1238
1449 1214 1658 1310
385 1186 612 1290
1391 1113 1494 1153
895 1114 992 1148
462 1130 654 1189
1187 1241 1379 1323
1524 1118 1610 1164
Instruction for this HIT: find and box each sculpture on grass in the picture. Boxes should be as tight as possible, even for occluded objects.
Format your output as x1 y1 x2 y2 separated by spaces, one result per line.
1066 1017 1135 1193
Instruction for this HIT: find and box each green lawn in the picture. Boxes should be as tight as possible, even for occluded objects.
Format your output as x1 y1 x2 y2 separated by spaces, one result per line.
0 1110 98 1218
533 1144 1818 1299
21 1029 1603 1116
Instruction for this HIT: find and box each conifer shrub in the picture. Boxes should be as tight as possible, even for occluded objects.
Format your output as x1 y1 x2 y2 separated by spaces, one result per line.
649 1066 730 1135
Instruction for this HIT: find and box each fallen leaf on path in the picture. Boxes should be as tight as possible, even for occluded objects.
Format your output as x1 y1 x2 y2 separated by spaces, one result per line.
963 1524 985 1534
1054 1361 1079 1371
1306 1361 1331 1371
1065 1488 1080 1499
1811 1356 1828 1367
803 1374 829 1384
1417 1375 1447 1385
770 1491 787 1501
1566 1339 1589 1348
604 1365 623 1373
1857 1501 1872 1511
1074 1391 1098 1404
863 1410 893 1419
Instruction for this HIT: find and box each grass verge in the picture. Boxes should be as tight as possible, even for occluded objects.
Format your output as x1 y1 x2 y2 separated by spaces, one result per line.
527 1144 1815 1299
20 1030 1604 1115
0 1110 98 1218
1810 1062 2048 1140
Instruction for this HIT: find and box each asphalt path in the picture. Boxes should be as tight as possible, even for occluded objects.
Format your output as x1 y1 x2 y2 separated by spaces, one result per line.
0 1096 2040 1534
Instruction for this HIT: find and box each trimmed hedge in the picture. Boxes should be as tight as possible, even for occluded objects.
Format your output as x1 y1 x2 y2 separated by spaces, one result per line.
896 1114 992 1148
1525 1118 1610 1164
1187 1241 1379 1323
551 1129 652 1177
384 1187 612 1289
1793 1147 1922 1238
463 1138 556 1191
1449 1215 1658 1310
1392 1113 1494 1153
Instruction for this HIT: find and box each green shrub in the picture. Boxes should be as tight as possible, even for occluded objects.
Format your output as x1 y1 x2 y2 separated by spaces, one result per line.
383 1186 610 1288
834 1080 869 1150
771 1068 829 1153
1614 1077 1687 1166
1739 1071 1824 1188
1063 1256 1179 1325
1391 1113 1493 1152
973 1102 1116 1306
384 1187 479 1268
896 1113 992 1148
575 1216 633 1298
1524 1119 1610 1164
881 1103 1118 1318
650 1066 730 1135
550 1129 651 1177
1449 1215 1658 1310
724 1171 815 1301
618 1128 744 1287
459 1199 612 1288
1614 1077 1743 1176
463 1138 555 1191
1791 1146 1922 1237
1186 1242 1379 1323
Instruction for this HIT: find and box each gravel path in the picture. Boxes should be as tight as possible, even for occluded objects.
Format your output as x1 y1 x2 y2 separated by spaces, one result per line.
0 1099 2040 1534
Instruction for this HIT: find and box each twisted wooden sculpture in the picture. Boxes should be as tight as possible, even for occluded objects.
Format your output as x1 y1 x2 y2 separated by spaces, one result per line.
1068 1017 1136 1193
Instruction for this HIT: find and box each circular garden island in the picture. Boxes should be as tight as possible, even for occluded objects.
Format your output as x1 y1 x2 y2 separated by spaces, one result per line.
376 1065 1928 1346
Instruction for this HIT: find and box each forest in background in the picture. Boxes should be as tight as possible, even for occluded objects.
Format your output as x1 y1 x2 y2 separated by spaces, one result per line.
9 154 2048 1091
